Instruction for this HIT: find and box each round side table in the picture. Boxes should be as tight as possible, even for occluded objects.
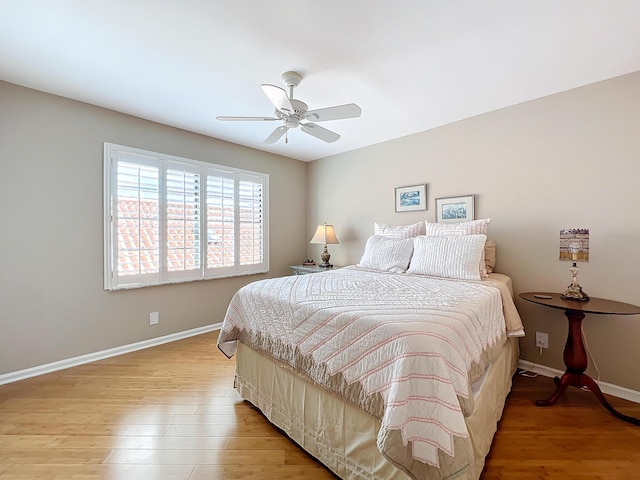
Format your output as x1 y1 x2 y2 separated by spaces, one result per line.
520 292 640 426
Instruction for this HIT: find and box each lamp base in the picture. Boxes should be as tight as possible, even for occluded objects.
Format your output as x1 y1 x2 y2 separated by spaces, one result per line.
319 246 333 268
561 285 589 302
561 263 589 302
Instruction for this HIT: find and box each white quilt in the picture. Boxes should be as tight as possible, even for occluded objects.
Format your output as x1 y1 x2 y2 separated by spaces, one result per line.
218 266 521 472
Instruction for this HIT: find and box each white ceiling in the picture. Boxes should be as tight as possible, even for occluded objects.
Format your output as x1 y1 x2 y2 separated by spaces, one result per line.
1 1 639 162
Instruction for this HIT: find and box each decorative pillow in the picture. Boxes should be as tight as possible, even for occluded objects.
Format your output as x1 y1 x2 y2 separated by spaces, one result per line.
374 221 425 239
484 240 496 274
357 235 414 273
407 234 487 281
424 218 492 277
424 218 491 236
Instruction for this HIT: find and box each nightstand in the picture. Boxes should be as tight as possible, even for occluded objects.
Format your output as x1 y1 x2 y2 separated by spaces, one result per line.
520 292 640 425
290 265 342 275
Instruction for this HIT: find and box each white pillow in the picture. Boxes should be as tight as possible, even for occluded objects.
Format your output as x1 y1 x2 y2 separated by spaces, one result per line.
424 218 491 277
374 221 425 239
358 235 414 273
407 234 487 281
424 218 491 236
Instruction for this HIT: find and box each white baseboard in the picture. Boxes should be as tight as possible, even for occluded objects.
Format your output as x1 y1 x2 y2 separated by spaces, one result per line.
517 359 640 405
0 323 222 386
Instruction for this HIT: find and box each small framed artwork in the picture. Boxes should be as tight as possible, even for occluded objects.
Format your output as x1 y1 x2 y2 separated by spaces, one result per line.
395 184 427 212
435 195 475 223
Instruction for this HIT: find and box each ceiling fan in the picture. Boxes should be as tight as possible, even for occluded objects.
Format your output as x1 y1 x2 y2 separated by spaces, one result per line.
217 71 362 145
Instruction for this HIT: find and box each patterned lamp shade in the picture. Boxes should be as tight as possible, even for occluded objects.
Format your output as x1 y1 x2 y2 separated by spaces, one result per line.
559 228 589 263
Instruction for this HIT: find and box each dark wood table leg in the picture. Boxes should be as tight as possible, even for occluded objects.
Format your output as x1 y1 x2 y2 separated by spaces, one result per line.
536 309 587 408
579 374 640 426
536 372 577 406
536 309 640 426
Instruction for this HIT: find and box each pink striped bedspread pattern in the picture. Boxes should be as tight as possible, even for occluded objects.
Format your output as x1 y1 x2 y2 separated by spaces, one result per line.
218 266 511 470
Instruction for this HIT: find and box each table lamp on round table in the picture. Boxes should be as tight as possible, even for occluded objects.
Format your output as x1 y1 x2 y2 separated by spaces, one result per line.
310 223 339 268
559 228 589 301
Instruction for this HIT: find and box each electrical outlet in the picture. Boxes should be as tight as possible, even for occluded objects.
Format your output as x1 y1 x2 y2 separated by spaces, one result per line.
535 331 549 349
149 311 159 325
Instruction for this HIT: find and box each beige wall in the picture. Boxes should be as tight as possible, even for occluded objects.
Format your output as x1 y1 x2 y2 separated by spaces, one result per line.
0 81 307 375
3 72 640 392
308 72 640 392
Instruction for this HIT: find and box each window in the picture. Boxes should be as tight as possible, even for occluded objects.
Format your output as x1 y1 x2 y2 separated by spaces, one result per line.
103 143 269 290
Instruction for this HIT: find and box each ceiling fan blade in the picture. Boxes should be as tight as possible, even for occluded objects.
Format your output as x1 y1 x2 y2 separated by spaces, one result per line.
263 126 287 145
300 123 340 143
304 103 361 122
216 116 278 121
261 84 295 115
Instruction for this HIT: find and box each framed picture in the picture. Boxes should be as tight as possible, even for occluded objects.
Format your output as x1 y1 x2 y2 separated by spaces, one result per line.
435 195 475 223
395 184 427 212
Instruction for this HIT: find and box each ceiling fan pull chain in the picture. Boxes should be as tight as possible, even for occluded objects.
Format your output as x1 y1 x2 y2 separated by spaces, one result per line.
285 127 289 144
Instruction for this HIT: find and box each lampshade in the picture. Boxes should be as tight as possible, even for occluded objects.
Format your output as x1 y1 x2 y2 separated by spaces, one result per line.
559 228 589 263
310 224 339 245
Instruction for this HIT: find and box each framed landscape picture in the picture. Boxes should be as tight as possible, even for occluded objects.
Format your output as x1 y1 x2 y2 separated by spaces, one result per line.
435 195 474 223
395 184 427 212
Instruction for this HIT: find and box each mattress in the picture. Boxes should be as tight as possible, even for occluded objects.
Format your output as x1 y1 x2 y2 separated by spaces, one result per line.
235 336 519 480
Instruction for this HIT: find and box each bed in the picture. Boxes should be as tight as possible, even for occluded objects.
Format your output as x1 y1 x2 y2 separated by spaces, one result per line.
218 228 524 480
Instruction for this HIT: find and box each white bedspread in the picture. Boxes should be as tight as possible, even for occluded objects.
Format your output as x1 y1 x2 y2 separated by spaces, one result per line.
218 266 522 471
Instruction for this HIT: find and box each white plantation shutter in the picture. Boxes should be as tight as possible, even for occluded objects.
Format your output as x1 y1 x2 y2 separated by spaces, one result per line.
206 171 235 273
238 175 264 268
166 163 202 279
104 144 269 290
108 151 162 289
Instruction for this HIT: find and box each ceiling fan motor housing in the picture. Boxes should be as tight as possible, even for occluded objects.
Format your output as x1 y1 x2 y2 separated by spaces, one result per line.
277 99 308 129
290 99 308 116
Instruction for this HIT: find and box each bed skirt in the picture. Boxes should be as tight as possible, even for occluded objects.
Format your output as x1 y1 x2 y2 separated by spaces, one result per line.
235 336 519 480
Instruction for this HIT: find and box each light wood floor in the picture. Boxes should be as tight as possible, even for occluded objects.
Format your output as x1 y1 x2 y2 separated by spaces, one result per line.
1 332 639 480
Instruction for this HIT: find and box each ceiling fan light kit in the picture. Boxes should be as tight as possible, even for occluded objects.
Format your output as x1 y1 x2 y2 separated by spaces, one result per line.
217 71 361 145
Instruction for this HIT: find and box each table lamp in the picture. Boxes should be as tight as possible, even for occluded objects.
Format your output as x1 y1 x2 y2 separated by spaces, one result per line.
559 228 589 301
310 223 339 268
